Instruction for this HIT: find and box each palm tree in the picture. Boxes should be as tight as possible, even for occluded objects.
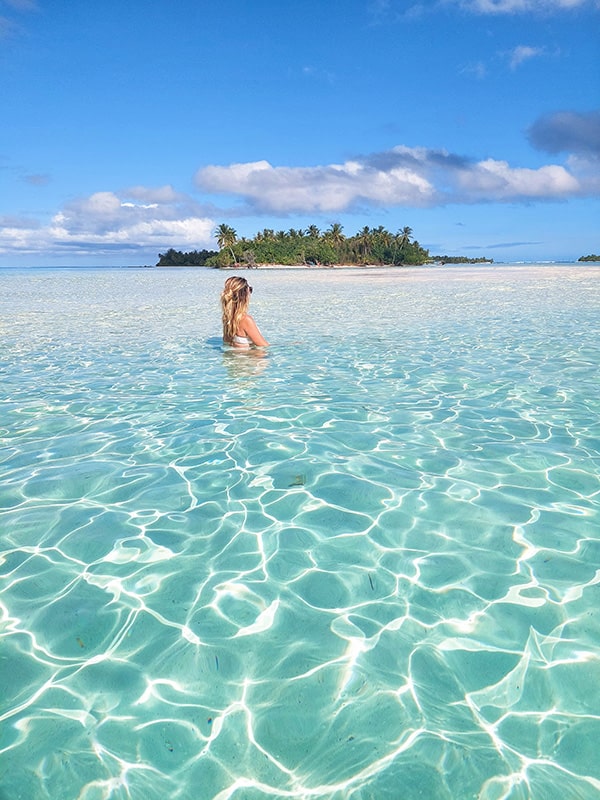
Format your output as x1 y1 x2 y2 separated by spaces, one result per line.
323 223 345 263
306 225 321 239
373 225 392 247
398 226 413 249
324 222 344 247
215 223 238 264
356 226 372 261
393 226 413 264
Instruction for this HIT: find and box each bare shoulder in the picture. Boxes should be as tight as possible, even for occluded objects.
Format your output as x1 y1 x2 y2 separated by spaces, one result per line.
241 313 269 346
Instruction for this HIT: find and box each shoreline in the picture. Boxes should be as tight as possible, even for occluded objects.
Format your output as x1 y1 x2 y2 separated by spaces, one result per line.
216 261 599 273
222 263 389 270
5 262 594 276
219 261 464 272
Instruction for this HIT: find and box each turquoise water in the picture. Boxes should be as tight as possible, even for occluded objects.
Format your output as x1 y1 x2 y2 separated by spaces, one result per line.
1 264 599 800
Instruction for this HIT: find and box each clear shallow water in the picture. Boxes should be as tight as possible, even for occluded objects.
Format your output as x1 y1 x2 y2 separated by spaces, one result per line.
1 264 599 800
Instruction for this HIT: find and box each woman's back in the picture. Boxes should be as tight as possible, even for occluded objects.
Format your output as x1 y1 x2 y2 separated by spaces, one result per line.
220 278 269 348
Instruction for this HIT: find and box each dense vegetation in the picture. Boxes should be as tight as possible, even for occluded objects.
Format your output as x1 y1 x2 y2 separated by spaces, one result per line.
578 254 600 262
205 223 430 267
431 255 493 264
156 224 494 268
157 248 217 266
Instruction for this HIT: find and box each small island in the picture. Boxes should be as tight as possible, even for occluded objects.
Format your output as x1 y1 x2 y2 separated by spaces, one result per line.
156 223 493 268
430 255 493 265
578 254 600 262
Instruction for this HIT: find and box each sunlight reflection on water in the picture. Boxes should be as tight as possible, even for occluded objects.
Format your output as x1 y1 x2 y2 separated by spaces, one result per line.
1 265 599 799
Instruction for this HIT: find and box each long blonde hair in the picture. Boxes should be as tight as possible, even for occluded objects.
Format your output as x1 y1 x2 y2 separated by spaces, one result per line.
221 276 251 342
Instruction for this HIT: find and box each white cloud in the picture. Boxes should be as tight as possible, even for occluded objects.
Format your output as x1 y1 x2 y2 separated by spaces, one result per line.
2 135 597 261
55 190 215 243
450 0 597 12
527 110 600 192
508 45 545 69
566 153 600 194
0 187 216 258
383 0 596 17
196 146 591 213
455 159 579 197
196 158 435 212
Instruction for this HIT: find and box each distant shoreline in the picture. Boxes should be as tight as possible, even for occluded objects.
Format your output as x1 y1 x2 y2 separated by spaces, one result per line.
217 261 486 270
1 260 597 270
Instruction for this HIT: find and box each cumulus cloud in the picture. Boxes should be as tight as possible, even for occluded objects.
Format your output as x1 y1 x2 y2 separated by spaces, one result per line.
50 195 212 244
0 187 216 258
527 111 600 193
195 144 592 214
454 158 578 197
3 129 598 260
196 157 435 212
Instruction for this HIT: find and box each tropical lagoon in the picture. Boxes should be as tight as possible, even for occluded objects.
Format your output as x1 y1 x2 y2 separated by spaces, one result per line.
1 263 599 799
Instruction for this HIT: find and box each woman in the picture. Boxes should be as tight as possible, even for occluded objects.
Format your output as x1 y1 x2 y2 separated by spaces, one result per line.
220 276 269 348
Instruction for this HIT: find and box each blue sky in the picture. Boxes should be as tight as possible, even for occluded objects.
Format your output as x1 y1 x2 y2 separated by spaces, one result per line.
1 0 598 265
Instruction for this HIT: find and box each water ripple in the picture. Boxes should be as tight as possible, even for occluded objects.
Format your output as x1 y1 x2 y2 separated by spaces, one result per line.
1 266 599 799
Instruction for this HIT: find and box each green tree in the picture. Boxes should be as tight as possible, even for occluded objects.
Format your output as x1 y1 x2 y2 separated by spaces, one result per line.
191 221 432 268
325 222 344 247
157 248 184 266
355 226 372 262
215 223 238 264
398 226 413 248
157 248 218 266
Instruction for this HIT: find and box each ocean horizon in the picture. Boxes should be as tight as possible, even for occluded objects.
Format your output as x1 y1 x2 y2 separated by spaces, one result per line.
0 259 596 270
